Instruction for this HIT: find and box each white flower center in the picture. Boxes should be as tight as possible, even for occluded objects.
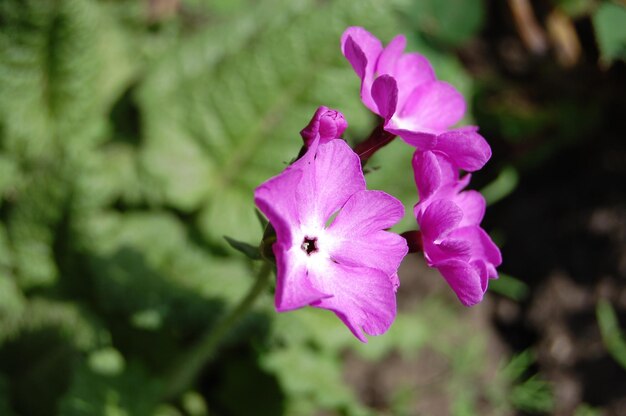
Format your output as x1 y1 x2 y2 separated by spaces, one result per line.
294 226 333 272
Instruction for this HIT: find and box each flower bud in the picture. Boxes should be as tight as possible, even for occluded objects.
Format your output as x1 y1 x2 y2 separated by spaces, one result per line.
300 106 348 147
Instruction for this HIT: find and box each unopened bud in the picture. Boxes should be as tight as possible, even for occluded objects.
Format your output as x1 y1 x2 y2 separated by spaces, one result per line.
300 106 348 147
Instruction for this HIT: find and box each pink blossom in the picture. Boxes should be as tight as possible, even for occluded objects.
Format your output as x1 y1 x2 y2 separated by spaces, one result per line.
255 137 408 342
300 106 348 147
413 150 502 306
341 27 491 172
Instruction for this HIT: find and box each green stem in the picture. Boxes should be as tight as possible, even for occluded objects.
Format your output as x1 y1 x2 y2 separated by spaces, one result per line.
163 261 273 400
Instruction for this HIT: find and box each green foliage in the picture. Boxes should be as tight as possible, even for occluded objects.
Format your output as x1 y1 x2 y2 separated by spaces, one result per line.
557 0 597 17
593 2 626 64
137 0 405 245
58 362 162 416
481 166 520 206
574 403 603 416
0 0 544 414
597 299 626 369
224 236 262 260
501 350 555 414
82 212 253 338
0 0 107 159
488 273 529 301
509 375 555 413
0 376 16 416
400 0 486 47
88 347 126 377
0 297 99 350
6 162 69 289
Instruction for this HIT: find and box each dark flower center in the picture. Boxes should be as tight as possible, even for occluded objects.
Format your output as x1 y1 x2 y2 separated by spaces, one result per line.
301 236 318 255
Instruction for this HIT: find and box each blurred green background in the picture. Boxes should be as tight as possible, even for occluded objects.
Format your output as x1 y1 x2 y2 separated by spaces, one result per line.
0 0 625 415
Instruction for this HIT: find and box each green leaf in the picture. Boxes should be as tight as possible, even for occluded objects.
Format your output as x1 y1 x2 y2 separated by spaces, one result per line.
88 347 126 377
255 209 269 231
6 164 71 289
0 297 99 350
0 0 110 159
593 2 626 64
181 391 209 416
502 349 535 381
81 212 253 334
76 144 146 210
556 0 596 18
510 376 554 413
574 403 603 416
58 362 162 416
136 0 407 244
481 166 519 206
597 299 626 369
261 344 369 415
0 155 19 200
0 274 26 344
499 350 554 413
488 273 529 301
401 0 486 47
224 236 261 260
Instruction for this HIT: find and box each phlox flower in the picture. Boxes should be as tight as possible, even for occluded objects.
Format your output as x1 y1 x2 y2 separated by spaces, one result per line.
413 150 502 306
254 137 408 342
341 27 491 172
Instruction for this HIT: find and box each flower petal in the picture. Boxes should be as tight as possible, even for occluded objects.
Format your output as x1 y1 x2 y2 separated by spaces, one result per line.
377 34 406 75
448 226 502 272
329 190 405 234
398 81 466 133
431 151 470 191
371 75 398 121
412 150 442 202
435 258 485 306
387 127 437 150
309 261 396 342
422 236 472 266
274 245 331 311
341 27 383 78
254 167 303 243
327 190 408 284
454 190 486 227
435 128 492 171
437 238 472 260
413 150 471 200
342 35 368 81
416 198 463 241
393 53 436 108
341 27 383 114
293 139 365 227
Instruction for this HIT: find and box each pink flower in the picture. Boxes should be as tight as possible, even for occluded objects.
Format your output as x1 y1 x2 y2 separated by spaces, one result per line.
255 137 408 342
300 106 348 147
413 150 502 306
341 27 491 172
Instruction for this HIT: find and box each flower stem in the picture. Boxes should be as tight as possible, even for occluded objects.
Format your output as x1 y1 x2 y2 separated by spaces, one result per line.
163 261 273 400
353 123 397 165
401 230 423 253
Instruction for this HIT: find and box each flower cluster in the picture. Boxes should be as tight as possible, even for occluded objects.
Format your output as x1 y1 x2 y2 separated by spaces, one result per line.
253 27 501 342
413 151 501 306
341 26 501 307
